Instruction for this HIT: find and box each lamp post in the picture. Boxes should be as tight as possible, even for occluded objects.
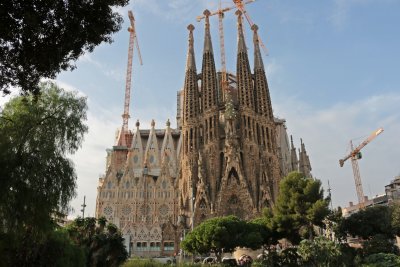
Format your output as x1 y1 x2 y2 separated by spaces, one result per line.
191 187 195 262
81 195 86 219
177 215 187 263
143 165 149 258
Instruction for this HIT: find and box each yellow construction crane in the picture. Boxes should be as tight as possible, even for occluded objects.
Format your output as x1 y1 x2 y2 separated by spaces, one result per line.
196 0 265 100
122 10 143 132
339 128 384 206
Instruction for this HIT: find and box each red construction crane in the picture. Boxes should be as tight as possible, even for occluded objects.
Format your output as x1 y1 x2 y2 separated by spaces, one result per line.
122 10 143 132
339 128 384 206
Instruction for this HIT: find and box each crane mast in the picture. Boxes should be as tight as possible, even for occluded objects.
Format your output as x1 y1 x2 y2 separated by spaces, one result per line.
339 128 384 206
217 5 228 98
122 10 143 132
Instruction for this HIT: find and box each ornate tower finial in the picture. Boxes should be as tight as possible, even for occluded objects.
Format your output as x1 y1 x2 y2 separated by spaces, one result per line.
236 10 246 53
201 8 218 113
183 24 200 122
186 24 196 71
252 24 264 70
151 119 155 128
236 9 254 109
252 22 273 118
203 10 213 53
136 119 140 128
166 119 171 127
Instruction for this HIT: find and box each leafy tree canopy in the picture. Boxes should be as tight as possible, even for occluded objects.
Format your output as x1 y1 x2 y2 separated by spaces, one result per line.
0 0 128 94
362 253 400 267
272 172 330 244
391 202 400 236
338 205 394 240
0 81 88 235
362 234 399 257
66 217 128 267
297 236 343 267
181 216 264 261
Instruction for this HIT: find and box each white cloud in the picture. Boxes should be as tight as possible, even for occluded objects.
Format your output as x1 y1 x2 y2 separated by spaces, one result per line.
68 108 120 218
275 92 400 208
104 68 125 82
132 0 208 23
329 0 396 29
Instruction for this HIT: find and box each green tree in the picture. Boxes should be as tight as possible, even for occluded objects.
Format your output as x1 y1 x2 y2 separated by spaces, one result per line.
251 216 277 248
0 0 128 94
391 202 400 236
338 206 394 240
181 216 263 262
0 225 86 267
66 217 128 267
0 81 88 235
272 172 330 244
362 253 400 267
362 234 398 257
297 236 343 267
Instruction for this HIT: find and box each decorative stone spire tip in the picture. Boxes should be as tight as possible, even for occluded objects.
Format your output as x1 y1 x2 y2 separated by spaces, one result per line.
187 24 195 31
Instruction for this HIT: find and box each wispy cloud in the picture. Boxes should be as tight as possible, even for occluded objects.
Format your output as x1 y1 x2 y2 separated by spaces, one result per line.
329 0 396 30
132 0 208 23
77 53 125 82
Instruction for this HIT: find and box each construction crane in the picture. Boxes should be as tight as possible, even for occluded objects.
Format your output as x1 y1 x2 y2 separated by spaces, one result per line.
122 10 143 132
196 0 259 100
232 0 268 55
339 128 384 206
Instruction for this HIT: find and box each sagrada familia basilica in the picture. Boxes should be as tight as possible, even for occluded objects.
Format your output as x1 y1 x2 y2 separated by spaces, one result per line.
95 10 312 256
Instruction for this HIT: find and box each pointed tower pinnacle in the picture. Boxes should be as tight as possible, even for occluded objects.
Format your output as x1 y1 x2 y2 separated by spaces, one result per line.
252 24 264 71
236 10 246 53
203 10 213 53
299 138 312 178
183 24 200 122
201 10 218 111
252 23 273 118
290 135 298 172
236 10 254 109
186 24 196 72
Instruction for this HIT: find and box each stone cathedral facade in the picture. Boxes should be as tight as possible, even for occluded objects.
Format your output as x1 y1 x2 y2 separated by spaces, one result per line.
95 11 312 257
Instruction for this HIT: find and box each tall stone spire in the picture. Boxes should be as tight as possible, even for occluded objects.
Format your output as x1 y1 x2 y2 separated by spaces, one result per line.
201 9 218 111
252 25 264 70
290 135 298 172
183 24 199 123
252 24 273 119
299 138 312 178
203 9 213 54
185 24 196 72
236 10 254 109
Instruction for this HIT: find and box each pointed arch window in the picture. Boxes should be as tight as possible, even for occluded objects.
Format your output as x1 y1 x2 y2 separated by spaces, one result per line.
228 195 239 205
199 198 207 209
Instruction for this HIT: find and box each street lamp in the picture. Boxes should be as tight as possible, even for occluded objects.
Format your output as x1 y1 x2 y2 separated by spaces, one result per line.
177 215 187 262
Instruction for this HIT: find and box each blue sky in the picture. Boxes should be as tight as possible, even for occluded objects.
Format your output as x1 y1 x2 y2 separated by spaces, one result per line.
3 0 399 217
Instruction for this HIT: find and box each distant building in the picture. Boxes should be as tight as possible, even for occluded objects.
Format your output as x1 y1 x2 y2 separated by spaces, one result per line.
385 175 400 203
342 194 388 217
